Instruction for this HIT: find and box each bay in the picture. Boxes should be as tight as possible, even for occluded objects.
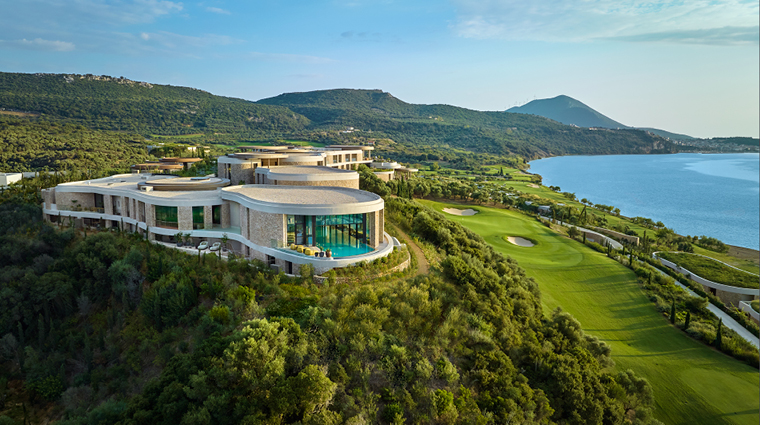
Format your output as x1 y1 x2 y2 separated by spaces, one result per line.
528 153 760 250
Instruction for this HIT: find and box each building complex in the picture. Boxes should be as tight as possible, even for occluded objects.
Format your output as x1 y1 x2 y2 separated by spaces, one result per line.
41 144 415 274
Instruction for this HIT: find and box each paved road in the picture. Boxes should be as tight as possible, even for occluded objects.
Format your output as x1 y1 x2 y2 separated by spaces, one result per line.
648 262 759 348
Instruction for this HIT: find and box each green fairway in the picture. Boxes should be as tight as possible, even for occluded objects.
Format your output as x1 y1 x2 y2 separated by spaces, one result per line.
419 200 759 425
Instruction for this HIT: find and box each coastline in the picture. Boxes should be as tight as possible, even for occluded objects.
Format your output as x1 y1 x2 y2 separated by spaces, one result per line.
527 153 759 251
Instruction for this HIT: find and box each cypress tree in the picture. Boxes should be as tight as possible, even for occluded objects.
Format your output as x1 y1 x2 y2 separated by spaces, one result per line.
582 232 586 244
684 312 691 330
670 301 676 324
715 318 722 349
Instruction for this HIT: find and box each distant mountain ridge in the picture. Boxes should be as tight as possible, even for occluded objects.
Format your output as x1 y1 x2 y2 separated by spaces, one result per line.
507 95 627 129
0 72 677 161
258 89 675 158
507 95 695 141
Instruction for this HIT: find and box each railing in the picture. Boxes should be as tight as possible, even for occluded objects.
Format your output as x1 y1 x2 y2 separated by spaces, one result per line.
58 205 105 213
155 220 179 229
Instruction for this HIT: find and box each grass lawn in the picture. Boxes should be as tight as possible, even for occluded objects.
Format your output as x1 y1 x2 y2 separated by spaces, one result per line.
692 245 760 275
658 252 759 289
419 199 760 425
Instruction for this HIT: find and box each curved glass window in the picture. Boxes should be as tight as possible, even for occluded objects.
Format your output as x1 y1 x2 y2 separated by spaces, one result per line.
287 213 371 257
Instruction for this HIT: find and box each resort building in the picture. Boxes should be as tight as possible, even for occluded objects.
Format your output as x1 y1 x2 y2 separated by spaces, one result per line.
41 145 398 274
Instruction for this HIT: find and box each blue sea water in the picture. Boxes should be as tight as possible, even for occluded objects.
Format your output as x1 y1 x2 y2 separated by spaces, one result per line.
528 153 760 250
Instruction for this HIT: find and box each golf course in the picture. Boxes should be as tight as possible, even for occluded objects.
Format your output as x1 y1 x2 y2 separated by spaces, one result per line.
419 200 759 425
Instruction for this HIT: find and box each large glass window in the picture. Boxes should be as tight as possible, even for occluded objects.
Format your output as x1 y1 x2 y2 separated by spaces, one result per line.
212 205 222 226
94 194 105 213
287 213 370 257
155 206 178 229
192 206 205 230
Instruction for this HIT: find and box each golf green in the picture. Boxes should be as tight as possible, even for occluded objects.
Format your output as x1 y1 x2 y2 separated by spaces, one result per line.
420 200 759 425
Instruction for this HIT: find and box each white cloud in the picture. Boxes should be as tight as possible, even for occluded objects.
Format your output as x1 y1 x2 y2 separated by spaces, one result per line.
137 31 239 48
451 0 759 44
0 38 75 52
0 0 184 29
206 6 230 15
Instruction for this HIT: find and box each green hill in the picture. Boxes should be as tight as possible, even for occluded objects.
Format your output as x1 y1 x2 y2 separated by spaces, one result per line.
0 73 679 162
0 72 310 136
259 89 676 159
507 95 696 142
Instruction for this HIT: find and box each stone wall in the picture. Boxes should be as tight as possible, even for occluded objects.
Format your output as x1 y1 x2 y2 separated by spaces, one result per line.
178 206 193 231
272 178 359 189
239 204 249 241
249 209 285 247
313 249 410 283
712 287 757 307
374 172 394 182
55 191 95 210
221 202 231 228
204 205 213 229
41 188 56 209
593 226 639 245
230 163 256 185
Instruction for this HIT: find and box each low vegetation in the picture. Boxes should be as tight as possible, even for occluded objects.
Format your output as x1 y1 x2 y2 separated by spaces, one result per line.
658 252 759 289
416 199 759 425
0 199 662 424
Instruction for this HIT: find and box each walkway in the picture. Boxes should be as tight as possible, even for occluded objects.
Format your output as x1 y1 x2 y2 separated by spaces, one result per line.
538 216 623 250
648 262 759 348
388 223 429 276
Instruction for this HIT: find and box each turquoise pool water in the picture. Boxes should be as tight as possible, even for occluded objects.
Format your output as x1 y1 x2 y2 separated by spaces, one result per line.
320 242 373 257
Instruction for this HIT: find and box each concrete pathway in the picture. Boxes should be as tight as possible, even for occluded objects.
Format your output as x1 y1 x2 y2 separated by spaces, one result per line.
648 262 759 348
538 216 623 250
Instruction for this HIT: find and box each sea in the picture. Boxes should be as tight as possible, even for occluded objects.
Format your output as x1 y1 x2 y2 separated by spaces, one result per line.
528 153 760 251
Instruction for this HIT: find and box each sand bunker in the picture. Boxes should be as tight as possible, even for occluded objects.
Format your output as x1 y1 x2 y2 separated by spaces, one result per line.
443 208 478 216
527 184 539 188
507 236 535 247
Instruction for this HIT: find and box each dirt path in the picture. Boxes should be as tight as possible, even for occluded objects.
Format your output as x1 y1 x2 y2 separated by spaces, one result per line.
388 223 429 276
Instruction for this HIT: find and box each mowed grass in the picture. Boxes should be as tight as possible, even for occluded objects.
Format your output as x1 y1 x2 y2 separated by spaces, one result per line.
419 200 759 425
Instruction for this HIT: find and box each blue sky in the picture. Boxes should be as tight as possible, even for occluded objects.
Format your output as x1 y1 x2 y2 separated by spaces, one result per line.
0 0 757 138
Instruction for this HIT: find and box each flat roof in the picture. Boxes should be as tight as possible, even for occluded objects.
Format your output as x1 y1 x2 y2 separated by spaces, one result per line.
224 185 376 205
258 166 356 176
139 176 230 191
55 174 224 204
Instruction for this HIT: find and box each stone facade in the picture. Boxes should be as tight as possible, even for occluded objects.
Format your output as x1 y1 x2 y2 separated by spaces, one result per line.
709 287 757 307
204 205 213 229
230 162 258 185
374 172 394 182
593 227 639 245
221 202 231 228
55 191 95 210
272 179 359 190
248 209 285 247
178 206 193 231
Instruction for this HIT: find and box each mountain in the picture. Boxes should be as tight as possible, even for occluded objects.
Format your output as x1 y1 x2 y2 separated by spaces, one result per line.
507 95 628 129
507 95 695 141
0 72 678 164
258 89 675 159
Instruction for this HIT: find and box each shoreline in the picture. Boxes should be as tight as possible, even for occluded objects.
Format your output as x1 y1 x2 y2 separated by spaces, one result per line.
526 153 759 252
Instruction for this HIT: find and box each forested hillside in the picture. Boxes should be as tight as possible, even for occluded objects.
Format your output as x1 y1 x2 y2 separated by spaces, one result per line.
258 89 676 159
0 199 660 424
0 73 677 166
0 117 152 173
0 72 309 136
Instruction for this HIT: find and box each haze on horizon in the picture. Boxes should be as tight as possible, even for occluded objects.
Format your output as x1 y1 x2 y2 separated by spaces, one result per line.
0 0 757 139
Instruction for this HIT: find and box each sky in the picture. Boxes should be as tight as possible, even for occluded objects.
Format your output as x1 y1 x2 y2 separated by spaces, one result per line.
0 0 758 138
